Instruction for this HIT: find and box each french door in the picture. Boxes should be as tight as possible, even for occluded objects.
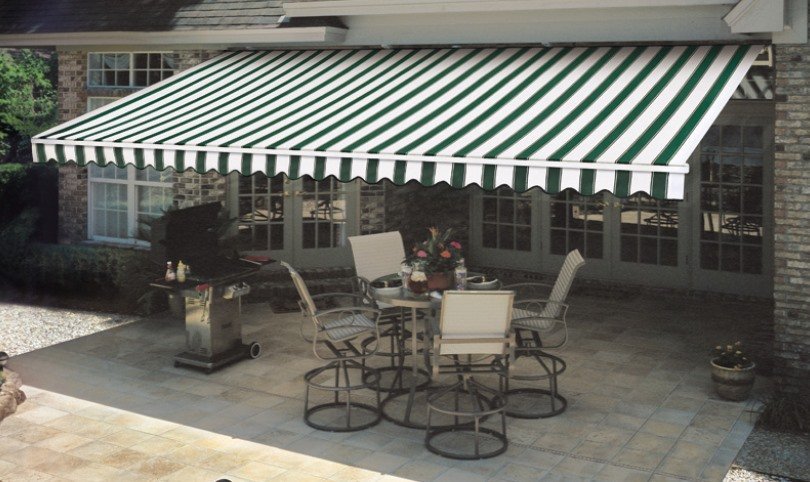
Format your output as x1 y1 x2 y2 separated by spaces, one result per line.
230 174 360 267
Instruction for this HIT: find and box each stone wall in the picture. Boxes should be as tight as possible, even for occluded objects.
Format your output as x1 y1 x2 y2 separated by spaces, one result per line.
55 49 227 243
384 181 471 251
772 41 810 396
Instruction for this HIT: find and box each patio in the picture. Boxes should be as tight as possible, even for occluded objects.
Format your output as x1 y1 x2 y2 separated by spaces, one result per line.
1 290 769 481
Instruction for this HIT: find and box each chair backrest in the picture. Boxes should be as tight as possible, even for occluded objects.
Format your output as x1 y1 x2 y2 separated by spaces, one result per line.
541 249 585 318
280 261 317 317
348 231 405 282
438 291 514 356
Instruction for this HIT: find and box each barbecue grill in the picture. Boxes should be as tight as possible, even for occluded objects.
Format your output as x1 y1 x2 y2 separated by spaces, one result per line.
149 202 271 373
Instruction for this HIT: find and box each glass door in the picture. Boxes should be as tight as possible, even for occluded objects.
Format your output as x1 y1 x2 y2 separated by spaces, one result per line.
611 193 690 288
231 174 359 267
691 102 773 296
292 177 358 268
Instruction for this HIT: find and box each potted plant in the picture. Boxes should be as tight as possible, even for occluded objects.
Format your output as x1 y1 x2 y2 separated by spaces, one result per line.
404 227 463 291
710 341 755 401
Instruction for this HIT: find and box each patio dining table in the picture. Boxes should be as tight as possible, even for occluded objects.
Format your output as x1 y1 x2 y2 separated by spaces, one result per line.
370 272 485 429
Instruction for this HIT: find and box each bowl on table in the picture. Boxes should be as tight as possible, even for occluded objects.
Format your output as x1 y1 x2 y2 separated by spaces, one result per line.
466 275 500 290
370 278 403 297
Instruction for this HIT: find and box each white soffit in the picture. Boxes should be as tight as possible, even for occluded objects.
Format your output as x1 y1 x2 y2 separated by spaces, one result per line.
283 0 738 17
724 0 785 33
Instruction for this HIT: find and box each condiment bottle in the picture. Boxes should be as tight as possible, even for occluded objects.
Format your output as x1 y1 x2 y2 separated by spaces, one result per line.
165 261 176 282
176 261 186 283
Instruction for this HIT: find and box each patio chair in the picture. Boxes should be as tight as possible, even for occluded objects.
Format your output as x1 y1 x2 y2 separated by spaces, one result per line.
425 290 514 459
281 261 383 432
500 249 585 418
349 232 428 392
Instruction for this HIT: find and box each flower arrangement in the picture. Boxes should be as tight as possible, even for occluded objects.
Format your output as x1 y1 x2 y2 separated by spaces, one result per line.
404 227 463 274
712 341 753 370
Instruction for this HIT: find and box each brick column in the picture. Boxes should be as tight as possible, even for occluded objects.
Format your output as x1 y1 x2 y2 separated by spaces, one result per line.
56 50 89 243
773 41 810 396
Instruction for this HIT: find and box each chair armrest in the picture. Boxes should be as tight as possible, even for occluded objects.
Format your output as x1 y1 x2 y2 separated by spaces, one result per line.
311 292 377 308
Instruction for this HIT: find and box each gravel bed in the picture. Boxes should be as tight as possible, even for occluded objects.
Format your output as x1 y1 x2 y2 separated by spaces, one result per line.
726 425 810 482
0 302 139 357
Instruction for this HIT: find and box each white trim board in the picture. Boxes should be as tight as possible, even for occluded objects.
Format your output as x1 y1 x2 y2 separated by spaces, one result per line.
0 27 348 48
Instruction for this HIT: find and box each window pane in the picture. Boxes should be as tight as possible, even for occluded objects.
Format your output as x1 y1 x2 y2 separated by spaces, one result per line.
621 236 637 263
115 53 130 69
134 53 147 69
88 53 102 69
742 246 762 274
134 71 147 86
116 71 130 86
499 226 514 250
148 71 161 85
550 229 566 255
515 227 531 251
482 198 496 221
498 199 514 223
149 53 161 68
162 54 176 70
103 53 117 69
701 243 719 270
482 223 496 248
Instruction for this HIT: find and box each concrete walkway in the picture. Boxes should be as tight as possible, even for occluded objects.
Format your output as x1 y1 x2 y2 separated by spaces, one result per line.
1 292 770 481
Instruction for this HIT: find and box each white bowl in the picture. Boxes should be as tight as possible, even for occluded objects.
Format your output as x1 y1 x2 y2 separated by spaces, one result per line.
372 286 402 297
467 278 500 290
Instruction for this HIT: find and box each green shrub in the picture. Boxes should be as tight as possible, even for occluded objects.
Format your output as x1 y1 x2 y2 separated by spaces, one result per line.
757 393 810 433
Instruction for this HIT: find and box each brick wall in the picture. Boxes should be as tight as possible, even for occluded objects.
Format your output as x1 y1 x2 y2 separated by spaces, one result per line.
773 41 810 396
55 49 226 243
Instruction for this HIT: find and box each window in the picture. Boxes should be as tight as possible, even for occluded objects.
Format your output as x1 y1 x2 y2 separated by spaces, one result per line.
88 52 175 88
481 187 532 251
87 97 118 112
88 165 174 243
550 191 604 259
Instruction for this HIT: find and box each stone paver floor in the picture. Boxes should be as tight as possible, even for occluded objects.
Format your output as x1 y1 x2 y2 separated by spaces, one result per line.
1 292 770 481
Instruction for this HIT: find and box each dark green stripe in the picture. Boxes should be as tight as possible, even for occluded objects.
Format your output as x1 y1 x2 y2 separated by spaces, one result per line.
175 150 186 172
239 50 416 148
366 159 379 183
455 47 599 158
44 51 246 140
423 47 571 156
123 51 303 144
393 161 407 184
134 148 145 169
218 152 229 173
314 156 326 180
580 46 698 162
450 163 465 188
516 46 645 159
551 46 675 160
35 144 46 163
340 158 352 182
482 165 496 190
195 151 206 173
513 166 528 192
55 145 66 164
95 146 106 166
618 46 722 165
614 171 630 197
266 154 276 176
191 50 360 146
113 148 125 167
651 173 668 199
420 162 436 186
116 51 289 143
288 155 300 179
76 146 86 166
547 168 561 194
343 48 508 152
154 149 164 171
579 169 595 195
653 46 751 165
299 49 461 151
376 48 537 155
242 153 253 174
487 47 620 159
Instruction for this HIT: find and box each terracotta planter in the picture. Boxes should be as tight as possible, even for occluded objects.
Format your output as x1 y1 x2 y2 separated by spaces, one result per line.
427 271 454 291
710 359 755 401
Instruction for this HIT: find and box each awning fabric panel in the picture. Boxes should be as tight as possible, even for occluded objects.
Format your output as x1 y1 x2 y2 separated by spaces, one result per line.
33 44 762 200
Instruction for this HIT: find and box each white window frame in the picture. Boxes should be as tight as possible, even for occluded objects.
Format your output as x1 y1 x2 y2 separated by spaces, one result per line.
87 165 174 246
87 51 175 89
86 96 119 112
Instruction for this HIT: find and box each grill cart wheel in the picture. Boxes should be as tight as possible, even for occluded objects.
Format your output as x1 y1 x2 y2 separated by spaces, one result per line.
248 342 261 359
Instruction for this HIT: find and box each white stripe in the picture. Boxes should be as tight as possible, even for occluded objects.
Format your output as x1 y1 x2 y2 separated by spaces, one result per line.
464 164 484 187
434 162 453 185
275 155 291 176
559 168 581 192
299 156 316 178
350 158 368 180
227 153 242 173
325 156 342 179
628 46 736 167
377 159 396 183
593 169 616 193
494 165 513 188
564 46 689 161
404 160 422 183
666 174 685 200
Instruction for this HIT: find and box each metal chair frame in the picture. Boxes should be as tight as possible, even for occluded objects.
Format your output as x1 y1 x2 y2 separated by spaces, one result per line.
282 262 383 432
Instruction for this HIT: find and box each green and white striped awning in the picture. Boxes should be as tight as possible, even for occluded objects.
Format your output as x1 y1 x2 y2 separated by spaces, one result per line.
33 44 762 200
